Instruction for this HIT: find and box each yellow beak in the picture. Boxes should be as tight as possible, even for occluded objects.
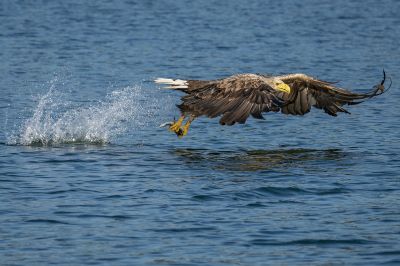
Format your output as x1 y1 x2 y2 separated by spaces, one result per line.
276 83 291 94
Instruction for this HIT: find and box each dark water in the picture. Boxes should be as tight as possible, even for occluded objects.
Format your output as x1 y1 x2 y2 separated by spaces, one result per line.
1 0 400 265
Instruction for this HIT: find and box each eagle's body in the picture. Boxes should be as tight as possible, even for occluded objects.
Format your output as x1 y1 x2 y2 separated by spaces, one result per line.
155 72 386 137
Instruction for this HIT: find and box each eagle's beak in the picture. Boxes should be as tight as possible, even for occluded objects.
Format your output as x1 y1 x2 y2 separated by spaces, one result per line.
276 83 291 94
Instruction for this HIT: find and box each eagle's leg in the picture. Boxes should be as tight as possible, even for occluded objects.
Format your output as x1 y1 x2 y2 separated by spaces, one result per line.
177 115 195 138
169 115 185 134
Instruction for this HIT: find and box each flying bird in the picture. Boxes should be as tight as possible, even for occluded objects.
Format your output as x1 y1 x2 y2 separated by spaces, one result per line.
155 71 388 138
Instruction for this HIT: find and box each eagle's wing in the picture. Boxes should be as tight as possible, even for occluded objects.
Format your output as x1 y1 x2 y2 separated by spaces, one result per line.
179 75 284 125
278 74 385 116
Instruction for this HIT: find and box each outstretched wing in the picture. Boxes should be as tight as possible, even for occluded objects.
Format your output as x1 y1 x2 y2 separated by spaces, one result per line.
178 74 284 125
278 74 385 116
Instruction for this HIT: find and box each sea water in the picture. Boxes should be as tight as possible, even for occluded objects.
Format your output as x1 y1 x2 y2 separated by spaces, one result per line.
1 0 399 265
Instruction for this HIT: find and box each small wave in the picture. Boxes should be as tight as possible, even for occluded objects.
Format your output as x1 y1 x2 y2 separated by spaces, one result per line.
250 238 373 246
25 219 70 225
153 226 217 233
192 194 221 201
75 214 133 220
366 250 400 256
255 186 308 196
8 79 155 146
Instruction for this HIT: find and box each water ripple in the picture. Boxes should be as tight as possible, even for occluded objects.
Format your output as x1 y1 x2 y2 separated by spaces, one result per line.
250 238 374 246
25 219 70 225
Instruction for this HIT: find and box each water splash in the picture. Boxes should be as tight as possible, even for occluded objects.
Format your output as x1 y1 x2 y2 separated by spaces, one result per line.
9 81 155 146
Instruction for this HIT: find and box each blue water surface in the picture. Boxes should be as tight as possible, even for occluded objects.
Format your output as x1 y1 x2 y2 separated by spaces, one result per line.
1 0 400 265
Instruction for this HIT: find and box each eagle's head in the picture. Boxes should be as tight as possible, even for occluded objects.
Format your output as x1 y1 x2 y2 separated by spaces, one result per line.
271 78 291 94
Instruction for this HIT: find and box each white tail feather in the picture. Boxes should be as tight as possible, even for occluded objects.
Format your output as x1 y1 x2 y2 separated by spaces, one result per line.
154 77 188 89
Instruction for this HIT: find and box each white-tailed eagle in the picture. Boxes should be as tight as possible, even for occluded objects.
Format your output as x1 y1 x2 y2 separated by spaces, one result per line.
155 71 388 137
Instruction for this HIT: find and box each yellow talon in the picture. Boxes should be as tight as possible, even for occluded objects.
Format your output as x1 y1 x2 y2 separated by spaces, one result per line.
166 115 195 138
169 116 185 133
177 116 194 138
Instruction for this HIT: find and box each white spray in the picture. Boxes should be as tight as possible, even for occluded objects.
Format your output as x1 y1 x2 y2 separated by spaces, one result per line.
9 81 158 146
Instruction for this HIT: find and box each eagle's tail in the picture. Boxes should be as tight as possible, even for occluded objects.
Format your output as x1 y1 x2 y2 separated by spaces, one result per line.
154 78 188 89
